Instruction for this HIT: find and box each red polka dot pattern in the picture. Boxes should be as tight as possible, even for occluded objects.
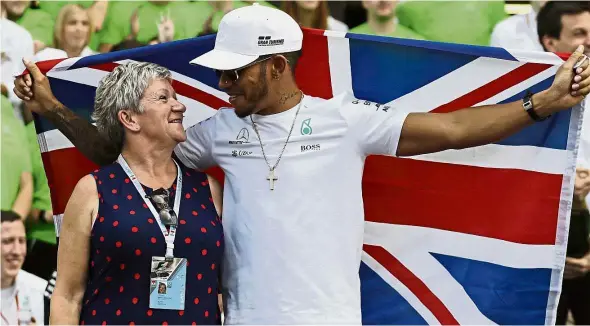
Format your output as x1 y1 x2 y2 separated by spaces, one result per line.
82 165 223 325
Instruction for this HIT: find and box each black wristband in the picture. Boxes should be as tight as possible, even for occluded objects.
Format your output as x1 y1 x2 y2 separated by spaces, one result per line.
523 90 550 122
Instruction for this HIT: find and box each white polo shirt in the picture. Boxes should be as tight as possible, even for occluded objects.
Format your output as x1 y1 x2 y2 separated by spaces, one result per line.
1 270 47 325
175 92 408 324
489 10 543 52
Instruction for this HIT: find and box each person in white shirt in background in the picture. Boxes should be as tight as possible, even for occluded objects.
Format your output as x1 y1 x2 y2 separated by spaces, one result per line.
490 0 548 51
34 4 95 62
536 2 590 324
1 211 47 326
1 3 34 121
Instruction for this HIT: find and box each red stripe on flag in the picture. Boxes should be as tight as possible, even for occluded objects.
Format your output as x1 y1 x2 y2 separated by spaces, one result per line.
432 63 553 113
296 28 333 99
364 244 460 325
90 62 230 110
88 62 120 72
172 79 229 109
22 58 68 76
41 148 98 215
362 156 561 245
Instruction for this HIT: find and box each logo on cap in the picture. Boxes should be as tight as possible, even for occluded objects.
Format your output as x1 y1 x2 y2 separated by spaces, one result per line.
258 36 284 47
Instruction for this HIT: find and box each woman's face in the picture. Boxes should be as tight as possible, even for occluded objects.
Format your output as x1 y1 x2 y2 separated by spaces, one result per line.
296 0 320 11
63 9 91 51
134 79 187 146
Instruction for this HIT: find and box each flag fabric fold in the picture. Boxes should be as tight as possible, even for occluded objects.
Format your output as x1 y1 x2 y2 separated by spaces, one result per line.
32 28 581 325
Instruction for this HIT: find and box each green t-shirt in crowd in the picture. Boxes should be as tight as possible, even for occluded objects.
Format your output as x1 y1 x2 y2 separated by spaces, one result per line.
175 1 216 39
396 0 507 46
24 123 56 245
349 22 426 40
25 123 51 212
14 8 54 47
99 1 145 47
38 0 94 20
209 1 275 32
1 96 31 212
135 1 193 44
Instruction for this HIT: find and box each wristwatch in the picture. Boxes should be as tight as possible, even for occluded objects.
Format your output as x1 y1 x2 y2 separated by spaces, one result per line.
523 90 550 122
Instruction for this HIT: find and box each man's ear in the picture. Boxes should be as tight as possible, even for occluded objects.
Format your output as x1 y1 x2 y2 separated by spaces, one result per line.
118 109 140 132
542 35 559 53
271 55 288 75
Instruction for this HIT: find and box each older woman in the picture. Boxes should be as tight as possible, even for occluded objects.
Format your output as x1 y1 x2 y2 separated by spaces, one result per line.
34 4 95 61
19 61 224 325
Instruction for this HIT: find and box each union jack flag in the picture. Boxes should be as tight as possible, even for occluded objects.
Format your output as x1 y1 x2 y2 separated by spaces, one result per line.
32 28 580 325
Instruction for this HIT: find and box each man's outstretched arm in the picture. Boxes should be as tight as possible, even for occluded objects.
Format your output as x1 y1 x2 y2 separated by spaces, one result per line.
396 46 590 157
13 59 119 166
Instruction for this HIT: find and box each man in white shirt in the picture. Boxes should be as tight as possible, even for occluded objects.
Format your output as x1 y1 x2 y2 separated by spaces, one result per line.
536 2 590 324
0 5 34 121
11 3 590 324
490 0 547 51
1 211 47 325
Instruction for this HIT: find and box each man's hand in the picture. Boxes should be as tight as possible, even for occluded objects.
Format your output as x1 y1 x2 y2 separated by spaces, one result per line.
1 82 7 97
12 59 59 114
563 255 590 279
157 11 175 43
544 45 590 112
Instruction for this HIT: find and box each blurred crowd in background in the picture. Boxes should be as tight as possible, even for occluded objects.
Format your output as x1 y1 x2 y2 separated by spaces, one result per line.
1 0 590 325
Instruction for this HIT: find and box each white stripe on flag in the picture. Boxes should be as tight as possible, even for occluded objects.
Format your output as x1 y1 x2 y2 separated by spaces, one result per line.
475 65 559 107
506 49 566 65
46 57 82 74
47 65 109 85
325 31 353 96
53 213 63 237
364 222 556 271
361 252 441 325
407 143 568 175
386 57 526 113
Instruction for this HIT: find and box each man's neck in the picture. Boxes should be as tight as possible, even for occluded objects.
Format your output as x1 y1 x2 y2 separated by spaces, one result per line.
256 87 303 116
120 138 177 188
367 15 396 35
1 276 15 289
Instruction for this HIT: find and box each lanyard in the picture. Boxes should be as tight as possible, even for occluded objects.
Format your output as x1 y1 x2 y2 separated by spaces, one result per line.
117 155 182 259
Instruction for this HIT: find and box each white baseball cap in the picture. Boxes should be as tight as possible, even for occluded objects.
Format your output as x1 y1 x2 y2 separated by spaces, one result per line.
189 3 303 70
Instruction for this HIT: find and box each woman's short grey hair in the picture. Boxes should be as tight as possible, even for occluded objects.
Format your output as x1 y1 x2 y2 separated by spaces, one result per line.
91 61 172 150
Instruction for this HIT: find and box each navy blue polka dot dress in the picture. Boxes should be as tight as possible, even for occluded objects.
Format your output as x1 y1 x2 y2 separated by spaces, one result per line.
79 161 223 325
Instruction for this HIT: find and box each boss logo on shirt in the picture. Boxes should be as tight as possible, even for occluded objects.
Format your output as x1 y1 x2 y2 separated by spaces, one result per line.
351 99 391 112
301 144 321 152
